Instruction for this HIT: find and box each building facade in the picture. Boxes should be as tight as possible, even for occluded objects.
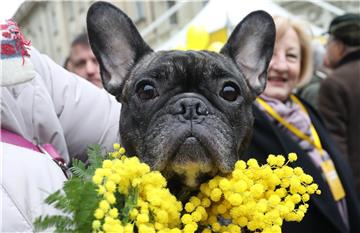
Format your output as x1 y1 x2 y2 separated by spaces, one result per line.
14 1 206 65
13 1 359 65
277 1 360 31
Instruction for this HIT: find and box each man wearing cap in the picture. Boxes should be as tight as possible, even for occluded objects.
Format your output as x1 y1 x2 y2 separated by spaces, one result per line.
318 13 360 199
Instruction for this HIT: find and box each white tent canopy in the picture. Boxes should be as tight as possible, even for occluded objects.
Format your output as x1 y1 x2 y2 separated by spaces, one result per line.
156 0 323 51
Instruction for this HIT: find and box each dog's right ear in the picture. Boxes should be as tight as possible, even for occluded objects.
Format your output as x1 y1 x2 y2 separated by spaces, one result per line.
87 1 153 96
220 11 275 98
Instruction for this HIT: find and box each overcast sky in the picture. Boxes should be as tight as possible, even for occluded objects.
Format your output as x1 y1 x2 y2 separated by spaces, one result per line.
0 0 25 22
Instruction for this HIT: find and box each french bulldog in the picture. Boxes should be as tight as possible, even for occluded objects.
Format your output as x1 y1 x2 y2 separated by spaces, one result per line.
87 2 275 197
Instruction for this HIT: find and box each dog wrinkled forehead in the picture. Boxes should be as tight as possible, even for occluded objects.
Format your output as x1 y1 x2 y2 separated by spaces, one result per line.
130 50 243 82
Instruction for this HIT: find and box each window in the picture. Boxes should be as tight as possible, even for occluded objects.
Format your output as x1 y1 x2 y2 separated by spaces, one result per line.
133 1 145 22
167 1 178 25
66 2 75 21
48 5 58 36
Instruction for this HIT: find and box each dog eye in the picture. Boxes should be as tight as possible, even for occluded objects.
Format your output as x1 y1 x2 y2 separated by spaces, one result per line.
136 82 158 100
220 83 239 101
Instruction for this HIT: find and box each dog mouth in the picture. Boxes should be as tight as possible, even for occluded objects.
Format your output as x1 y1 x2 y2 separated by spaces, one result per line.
174 136 210 160
143 118 236 190
165 135 218 188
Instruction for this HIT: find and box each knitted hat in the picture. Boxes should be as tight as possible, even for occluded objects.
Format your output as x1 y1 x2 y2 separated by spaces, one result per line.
1 19 36 86
327 13 360 46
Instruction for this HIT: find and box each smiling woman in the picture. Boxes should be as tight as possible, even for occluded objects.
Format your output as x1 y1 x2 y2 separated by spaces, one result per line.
243 15 360 233
264 16 312 102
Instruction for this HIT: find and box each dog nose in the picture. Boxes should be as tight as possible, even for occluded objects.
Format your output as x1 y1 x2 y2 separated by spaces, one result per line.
171 98 209 121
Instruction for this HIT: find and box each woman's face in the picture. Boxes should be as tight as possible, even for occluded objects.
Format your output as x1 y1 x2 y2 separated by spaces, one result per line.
263 27 301 101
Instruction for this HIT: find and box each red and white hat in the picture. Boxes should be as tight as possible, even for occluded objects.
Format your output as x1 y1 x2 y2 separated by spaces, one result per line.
1 19 36 86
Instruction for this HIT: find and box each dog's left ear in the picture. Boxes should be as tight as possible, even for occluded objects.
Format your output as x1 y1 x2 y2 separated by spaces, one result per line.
87 1 153 96
221 11 275 97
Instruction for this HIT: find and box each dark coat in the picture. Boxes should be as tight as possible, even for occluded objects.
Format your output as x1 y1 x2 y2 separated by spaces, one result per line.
243 100 360 233
318 50 360 199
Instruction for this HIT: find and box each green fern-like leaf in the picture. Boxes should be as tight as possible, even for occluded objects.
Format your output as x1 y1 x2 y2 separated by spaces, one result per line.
34 144 105 232
61 177 100 232
69 159 87 179
43 190 62 205
88 144 103 165
34 215 74 232
119 186 139 224
86 144 105 176
44 190 72 214
73 181 101 232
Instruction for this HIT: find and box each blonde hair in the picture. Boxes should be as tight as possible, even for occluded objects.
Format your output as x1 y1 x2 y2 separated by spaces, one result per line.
272 16 313 87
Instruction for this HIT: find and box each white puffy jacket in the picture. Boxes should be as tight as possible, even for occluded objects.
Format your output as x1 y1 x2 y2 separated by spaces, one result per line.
1 47 121 232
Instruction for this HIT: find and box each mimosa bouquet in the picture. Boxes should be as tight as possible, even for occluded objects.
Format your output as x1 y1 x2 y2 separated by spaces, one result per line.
34 144 320 233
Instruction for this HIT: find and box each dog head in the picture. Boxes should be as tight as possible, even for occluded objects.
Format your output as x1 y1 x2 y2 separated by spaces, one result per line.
87 2 275 194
